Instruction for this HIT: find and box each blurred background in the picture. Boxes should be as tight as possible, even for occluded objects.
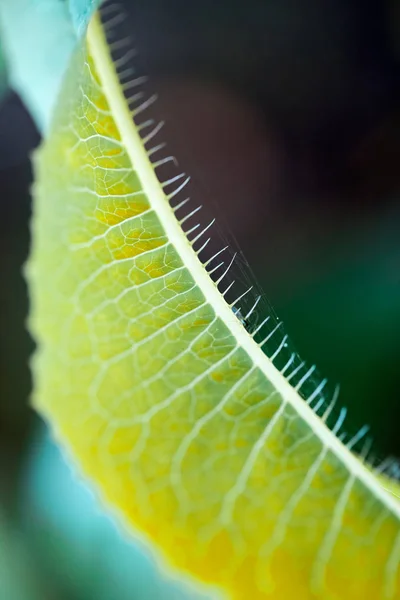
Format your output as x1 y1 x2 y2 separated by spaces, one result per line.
0 0 399 597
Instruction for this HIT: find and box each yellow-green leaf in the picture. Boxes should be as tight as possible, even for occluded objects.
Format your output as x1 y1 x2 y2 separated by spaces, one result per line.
26 9 400 600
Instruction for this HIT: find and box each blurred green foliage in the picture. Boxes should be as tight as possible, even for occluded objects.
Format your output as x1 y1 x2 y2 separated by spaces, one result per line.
272 214 400 456
0 38 7 100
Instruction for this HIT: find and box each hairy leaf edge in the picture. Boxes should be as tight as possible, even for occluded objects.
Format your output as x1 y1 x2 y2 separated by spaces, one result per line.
84 11 400 523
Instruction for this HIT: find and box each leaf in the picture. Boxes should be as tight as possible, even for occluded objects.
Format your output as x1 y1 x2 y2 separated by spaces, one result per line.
26 7 400 600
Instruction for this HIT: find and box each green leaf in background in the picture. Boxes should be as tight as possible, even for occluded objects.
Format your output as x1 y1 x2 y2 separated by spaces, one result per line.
272 211 400 455
0 0 100 132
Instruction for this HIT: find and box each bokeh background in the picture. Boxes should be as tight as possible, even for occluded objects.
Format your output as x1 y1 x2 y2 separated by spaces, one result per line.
0 0 399 597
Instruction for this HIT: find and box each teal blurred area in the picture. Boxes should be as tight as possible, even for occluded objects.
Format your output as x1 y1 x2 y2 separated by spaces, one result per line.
0 0 399 598
0 37 7 100
69 0 101 37
0 512 40 600
0 0 100 132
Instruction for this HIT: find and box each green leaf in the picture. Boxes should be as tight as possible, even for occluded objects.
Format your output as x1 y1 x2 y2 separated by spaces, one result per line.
26 7 400 600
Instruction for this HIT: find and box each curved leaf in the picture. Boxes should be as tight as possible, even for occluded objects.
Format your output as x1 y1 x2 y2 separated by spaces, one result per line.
26 8 400 600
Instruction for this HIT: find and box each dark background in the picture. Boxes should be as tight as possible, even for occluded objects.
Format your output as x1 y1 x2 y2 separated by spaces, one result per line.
0 0 399 597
